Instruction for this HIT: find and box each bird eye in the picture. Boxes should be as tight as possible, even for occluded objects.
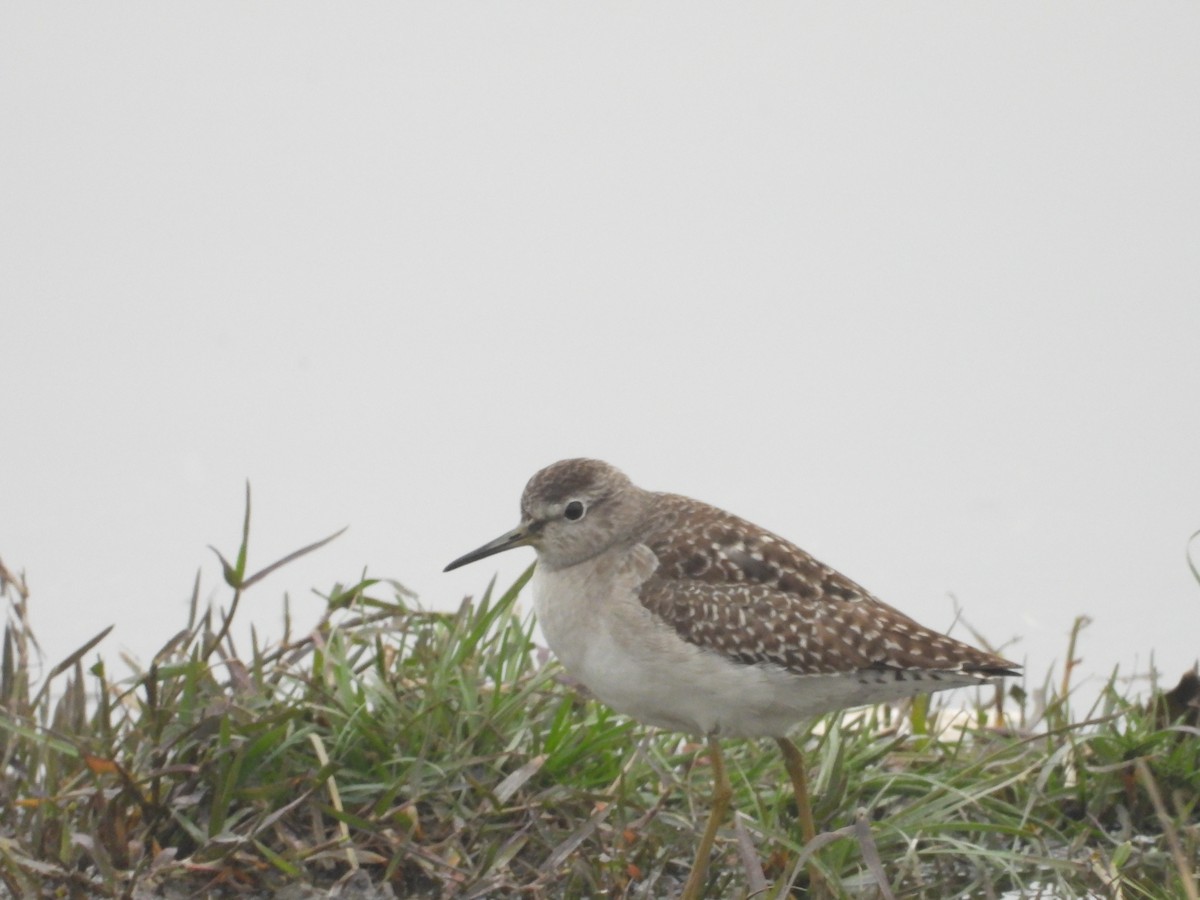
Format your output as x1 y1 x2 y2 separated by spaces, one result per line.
564 500 586 521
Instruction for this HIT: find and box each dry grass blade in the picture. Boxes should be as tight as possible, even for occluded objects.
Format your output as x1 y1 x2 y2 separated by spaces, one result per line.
492 754 547 807
852 807 897 900
1188 528 1200 588
1134 757 1199 900
543 802 614 872
240 526 349 590
733 813 768 896
30 624 113 708
309 732 356 870
775 824 855 900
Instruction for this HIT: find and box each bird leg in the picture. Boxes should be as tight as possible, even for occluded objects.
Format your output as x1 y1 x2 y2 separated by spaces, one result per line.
679 735 733 900
775 735 827 895
774 736 816 845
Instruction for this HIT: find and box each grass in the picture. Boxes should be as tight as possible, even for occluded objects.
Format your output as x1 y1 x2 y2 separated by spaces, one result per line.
0 498 1198 898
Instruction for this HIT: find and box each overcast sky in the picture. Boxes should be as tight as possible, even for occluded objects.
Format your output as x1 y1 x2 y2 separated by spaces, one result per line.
3 5 1198 706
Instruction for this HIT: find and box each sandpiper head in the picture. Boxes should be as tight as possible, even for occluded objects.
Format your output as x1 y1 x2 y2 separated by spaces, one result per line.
444 458 648 572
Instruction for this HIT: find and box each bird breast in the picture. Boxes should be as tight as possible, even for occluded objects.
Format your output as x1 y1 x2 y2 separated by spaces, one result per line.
529 544 828 737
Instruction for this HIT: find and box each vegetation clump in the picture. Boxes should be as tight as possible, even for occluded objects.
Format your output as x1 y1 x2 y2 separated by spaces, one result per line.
0 499 1197 898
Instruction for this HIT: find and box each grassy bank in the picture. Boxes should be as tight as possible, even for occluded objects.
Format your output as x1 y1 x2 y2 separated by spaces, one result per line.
1 503 1197 898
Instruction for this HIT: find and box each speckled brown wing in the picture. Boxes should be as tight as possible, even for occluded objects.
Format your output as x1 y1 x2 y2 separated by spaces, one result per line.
635 493 1018 678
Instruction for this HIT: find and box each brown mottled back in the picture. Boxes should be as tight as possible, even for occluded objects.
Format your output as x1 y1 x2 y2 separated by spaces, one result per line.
636 493 1017 678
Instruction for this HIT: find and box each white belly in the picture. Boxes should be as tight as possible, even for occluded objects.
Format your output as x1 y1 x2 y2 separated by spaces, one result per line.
530 546 850 738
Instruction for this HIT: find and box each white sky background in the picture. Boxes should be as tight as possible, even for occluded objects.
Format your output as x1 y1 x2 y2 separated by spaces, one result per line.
2 6 1198 705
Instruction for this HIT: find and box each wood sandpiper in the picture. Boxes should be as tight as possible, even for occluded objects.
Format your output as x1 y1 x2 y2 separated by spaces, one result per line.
444 458 1019 898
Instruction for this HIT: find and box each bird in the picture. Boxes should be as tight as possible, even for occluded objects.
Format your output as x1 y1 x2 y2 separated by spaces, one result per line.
444 458 1019 898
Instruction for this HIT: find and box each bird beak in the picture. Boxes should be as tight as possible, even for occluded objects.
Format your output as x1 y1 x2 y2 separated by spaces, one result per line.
443 523 536 572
